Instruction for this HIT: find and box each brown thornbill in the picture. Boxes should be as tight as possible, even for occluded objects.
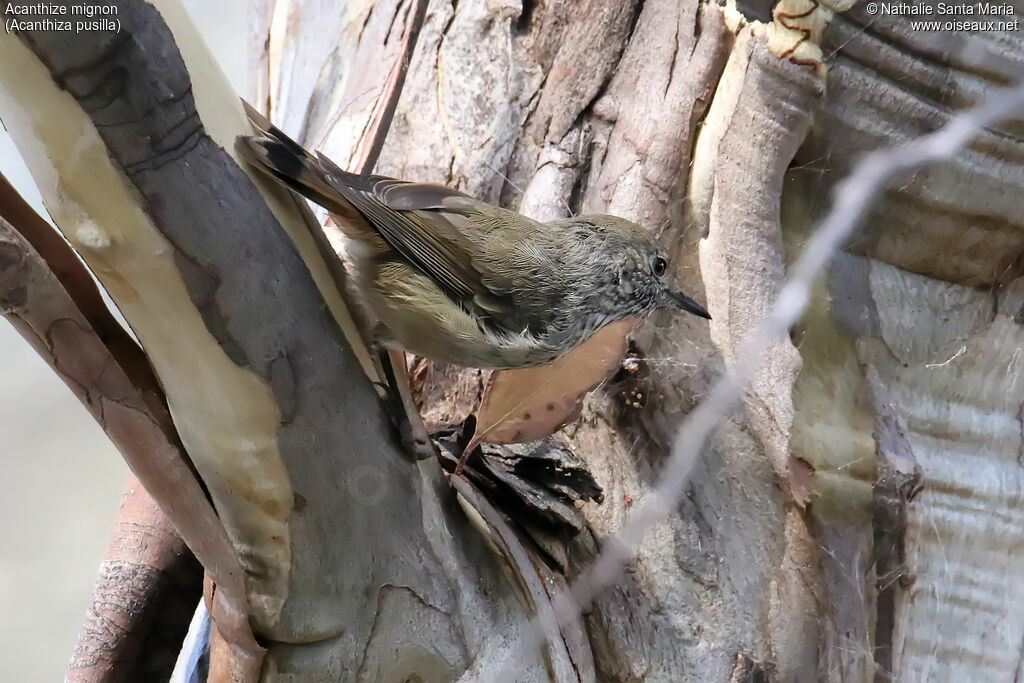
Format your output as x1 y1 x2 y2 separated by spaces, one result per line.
235 120 711 373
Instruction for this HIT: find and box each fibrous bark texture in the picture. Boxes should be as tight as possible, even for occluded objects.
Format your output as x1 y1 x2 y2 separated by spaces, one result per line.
789 4 1024 682
2 0 1022 679
252 0 1024 680
0 170 260 675
69 477 203 683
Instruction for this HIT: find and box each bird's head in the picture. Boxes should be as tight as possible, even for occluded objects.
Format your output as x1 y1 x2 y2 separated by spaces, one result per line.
571 215 712 322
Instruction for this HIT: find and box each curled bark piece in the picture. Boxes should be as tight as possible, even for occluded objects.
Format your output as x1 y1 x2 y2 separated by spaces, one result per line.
451 475 596 682
436 428 603 534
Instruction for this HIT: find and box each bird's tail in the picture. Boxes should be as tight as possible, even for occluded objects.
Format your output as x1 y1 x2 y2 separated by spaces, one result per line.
234 101 363 223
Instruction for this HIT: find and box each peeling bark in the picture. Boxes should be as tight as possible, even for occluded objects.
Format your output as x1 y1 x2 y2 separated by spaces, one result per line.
867 370 923 683
0 1 568 679
0 184 262 677
789 4 1024 681
3 0 1022 678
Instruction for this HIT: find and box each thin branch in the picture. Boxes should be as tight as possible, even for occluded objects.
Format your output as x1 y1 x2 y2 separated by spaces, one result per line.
355 0 430 175
562 79 1024 632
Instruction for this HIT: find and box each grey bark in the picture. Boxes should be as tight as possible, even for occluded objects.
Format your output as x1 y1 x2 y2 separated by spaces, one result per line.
2 0 1023 680
255 0 817 678
796 8 1024 682
2 1 572 680
262 0 1024 680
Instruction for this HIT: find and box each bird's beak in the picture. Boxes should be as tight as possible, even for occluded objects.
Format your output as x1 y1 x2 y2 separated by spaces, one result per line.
668 291 712 320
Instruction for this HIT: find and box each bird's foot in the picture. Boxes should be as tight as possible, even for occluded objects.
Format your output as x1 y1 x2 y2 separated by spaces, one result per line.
452 431 482 477
453 449 470 477
373 345 435 460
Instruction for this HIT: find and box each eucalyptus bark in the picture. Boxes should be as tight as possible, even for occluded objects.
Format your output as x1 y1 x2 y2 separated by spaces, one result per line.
1 1 573 680
255 0 816 679
255 0 1024 680
1 0 1022 680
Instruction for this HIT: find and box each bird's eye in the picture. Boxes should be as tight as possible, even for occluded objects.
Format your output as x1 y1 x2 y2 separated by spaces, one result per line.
652 257 668 277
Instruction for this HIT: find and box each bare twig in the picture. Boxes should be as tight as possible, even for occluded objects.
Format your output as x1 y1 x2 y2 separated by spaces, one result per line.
561 80 1024 629
354 0 430 175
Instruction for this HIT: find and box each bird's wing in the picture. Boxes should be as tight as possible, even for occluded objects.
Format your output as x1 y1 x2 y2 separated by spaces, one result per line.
328 167 558 331
236 112 536 321
322 157 567 332
312 153 489 302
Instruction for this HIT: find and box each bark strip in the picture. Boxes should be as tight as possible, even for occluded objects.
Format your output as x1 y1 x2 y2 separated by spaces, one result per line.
2 2 561 678
867 368 923 683
0 173 164 416
690 25 825 680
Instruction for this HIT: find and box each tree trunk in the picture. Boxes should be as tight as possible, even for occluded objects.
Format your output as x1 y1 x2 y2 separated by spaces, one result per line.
1 2 577 679
257 0 816 679
1 0 1022 680
253 0 1024 680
